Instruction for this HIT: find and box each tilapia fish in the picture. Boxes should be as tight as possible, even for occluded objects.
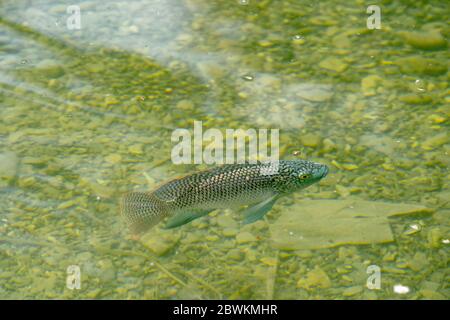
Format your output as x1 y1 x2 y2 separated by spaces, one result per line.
121 160 328 234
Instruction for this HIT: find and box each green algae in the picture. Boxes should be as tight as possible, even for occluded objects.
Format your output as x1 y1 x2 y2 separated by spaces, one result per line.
0 0 448 300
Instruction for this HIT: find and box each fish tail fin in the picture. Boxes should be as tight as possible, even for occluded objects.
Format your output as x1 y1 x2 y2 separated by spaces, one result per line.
120 192 168 235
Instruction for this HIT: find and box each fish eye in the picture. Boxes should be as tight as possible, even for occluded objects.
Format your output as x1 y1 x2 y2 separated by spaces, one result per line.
298 174 310 180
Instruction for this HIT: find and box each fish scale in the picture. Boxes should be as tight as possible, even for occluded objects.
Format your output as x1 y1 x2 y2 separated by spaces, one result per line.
121 160 328 234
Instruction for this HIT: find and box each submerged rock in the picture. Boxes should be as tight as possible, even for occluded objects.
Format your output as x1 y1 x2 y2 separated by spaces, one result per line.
236 231 257 244
421 133 448 150
396 56 447 76
295 83 334 102
300 133 322 148
342 285 363 297
399 94 433 105
408 252 428 272
399 30 447 50
296 266 331 289
361 75 382 96
319 57 348 73
34 59 65 78
0 151 18 184
269 199 433 250
141 232 180 256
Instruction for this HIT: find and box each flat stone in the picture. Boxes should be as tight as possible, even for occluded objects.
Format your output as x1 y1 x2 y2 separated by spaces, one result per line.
270 199 433 250
296 266 331 289
319 57 348 73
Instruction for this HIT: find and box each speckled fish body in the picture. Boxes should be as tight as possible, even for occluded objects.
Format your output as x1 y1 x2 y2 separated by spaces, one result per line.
121 160 328 234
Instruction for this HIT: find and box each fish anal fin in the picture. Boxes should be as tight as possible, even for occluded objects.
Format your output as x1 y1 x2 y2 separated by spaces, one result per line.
164 209 214 229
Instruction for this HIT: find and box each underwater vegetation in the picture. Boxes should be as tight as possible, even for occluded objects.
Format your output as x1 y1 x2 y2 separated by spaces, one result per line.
0 0 448 299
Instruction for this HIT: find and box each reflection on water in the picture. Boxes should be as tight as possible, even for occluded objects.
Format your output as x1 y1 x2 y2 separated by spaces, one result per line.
0 0 448 299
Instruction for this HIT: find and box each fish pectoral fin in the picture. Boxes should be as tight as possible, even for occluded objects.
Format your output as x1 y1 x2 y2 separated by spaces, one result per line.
241 195 278 225
163 209 214 229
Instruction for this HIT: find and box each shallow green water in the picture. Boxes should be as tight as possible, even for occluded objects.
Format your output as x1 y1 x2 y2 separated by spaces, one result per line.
0 0 448 299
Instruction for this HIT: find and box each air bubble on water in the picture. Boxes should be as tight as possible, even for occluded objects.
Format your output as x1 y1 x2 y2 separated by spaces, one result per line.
242 74 254 81
239 0 249 5
292 35 304 40
393 284 410 294
404 223 421 235
96 196 101 201
414 79 426 92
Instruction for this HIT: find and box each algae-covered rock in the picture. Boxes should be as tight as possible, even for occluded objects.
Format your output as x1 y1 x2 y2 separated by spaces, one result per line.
396 56 447 76
342 285 364 297
361 75 382 96
399 31 447 50
421 133 448 150
34 59 65 78
427 227 443 248
216 214 238 229
399 94 433 105
0 151 18 184
300 133 322 148
222 228 238 237
141 232 180 256
105 154 122 164
236 231 257 244
296 266 331 289
408 252 428 272
270 199 433 250
128 144 144 155
319 57 348 73
419 289 446 300
295 83 334 102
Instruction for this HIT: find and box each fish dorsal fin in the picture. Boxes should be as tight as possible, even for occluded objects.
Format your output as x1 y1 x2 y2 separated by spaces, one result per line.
163 209 215 229
241 195 278 224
